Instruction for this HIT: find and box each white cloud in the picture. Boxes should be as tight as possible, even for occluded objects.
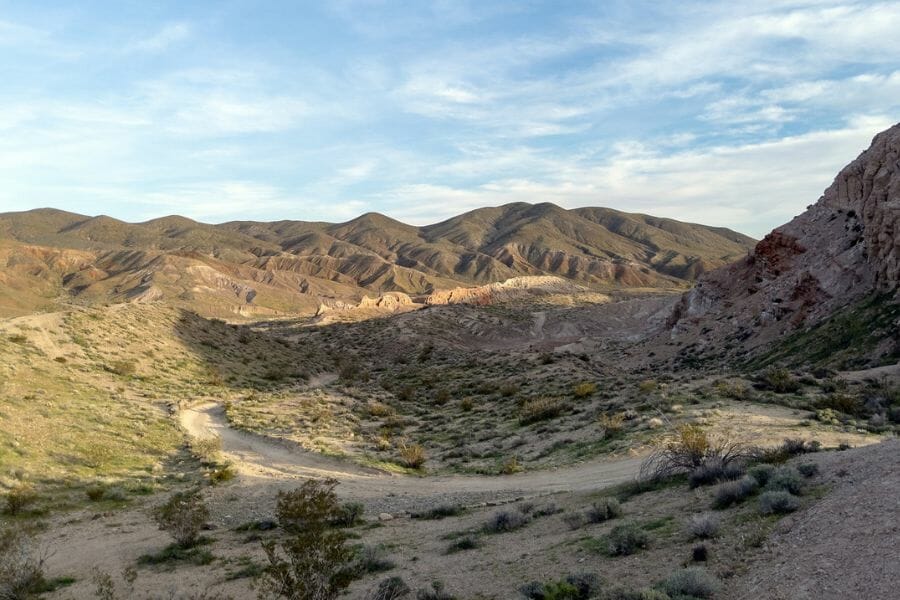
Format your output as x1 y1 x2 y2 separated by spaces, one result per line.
375 116 895 236
130 22 190 53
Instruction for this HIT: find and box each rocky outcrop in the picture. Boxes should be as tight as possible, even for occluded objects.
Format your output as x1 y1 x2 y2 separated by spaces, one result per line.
669 122 900 351
424 276 584 306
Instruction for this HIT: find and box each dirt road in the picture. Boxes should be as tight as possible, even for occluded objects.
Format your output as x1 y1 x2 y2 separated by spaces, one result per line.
180 402 644 503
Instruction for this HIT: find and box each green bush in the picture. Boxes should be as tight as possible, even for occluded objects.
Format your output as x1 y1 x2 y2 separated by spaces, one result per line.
520 573 600 600
747 463 775 486
153 489 209 548
259 478 353 600
606 522 649 556
333 502 365 527
758 491 800 515
762 368 800 393
766 466 803 495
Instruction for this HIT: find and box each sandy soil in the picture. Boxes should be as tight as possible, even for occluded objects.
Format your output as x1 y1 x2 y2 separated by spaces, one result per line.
728 438 900 600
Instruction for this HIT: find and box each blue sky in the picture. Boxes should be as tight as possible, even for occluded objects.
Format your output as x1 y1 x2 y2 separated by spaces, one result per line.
1 1 899 237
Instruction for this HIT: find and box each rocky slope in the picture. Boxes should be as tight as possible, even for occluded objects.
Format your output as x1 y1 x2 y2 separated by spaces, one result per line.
667 122 900 365
0 203 753 318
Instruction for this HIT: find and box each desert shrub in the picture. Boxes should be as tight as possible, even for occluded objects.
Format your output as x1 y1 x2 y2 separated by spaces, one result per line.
333 502 365 527
598 413 625 436
766 466 803 495
398 443 427 469
368 402 393 418
367 576 410 600
4 483 38 515
712 477 758 509
209 463 237 484
761 368 800 393
259 478 353 600
758 491 800 515
746 463 775 486
797 463 819 478
107 359 137 376
755 438 820 464
519 397 565 425
641 425 748 481
563 512 585 530
692 543 708 562
416 581 456 600
85 485 107 502
500 455 522 474
484 510 529 534
153 489 209 548
445 535 480 554
190 436 222 463
520 573 600 600
573 382 597 399
688 458 745 488
499 383 520 397
686 513 719 540
585 498 622 524
460 398 474 412
0 528 47 599
660 567 720 599
819 392 863 415
638 380 658 394
353 544 395 575
606 522 649 556
715 379 751 400
602 588 669 600
434 389 451 405
412 504 463 520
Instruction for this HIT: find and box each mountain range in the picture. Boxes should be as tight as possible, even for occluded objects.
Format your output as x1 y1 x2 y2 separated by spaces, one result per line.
0 202 754 317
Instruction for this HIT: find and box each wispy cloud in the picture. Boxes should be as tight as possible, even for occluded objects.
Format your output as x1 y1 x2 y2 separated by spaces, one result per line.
130 22 191 53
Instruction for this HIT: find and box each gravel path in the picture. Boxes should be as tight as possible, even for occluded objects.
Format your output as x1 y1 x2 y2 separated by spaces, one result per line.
181 402 643 521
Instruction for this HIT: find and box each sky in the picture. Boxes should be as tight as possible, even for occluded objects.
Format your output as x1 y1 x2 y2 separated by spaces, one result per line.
1 1 899 237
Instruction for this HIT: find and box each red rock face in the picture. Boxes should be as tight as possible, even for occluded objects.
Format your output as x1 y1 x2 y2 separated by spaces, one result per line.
668 122 900 352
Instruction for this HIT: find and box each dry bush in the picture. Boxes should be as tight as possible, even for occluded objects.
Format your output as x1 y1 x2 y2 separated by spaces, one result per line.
597 413 625 435
398 443 427 469
0 528 48 599
638 380 658 393
366 577 410 600
519 397 565 425
153 489 209 548
573 382 597 399
640 425 750 481
260 478 353 600
585 498 622 523
4 483 38 515
190 436 222 464
367 402 393 418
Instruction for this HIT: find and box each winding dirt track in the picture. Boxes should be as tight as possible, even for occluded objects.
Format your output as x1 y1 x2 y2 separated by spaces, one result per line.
180 403 644 501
